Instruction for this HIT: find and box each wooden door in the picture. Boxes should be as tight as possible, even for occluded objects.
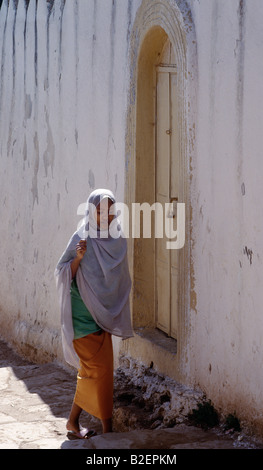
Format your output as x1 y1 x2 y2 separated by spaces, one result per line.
155 65 179 339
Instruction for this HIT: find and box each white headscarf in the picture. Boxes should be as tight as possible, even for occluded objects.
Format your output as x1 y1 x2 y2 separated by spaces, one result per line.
55 189 133 368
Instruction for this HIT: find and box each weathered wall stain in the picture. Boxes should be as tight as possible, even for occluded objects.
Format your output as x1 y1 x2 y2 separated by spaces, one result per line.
43 106 55 177
25 94 32 119
0 2 8 124
106 0 117 180
243 246 253 265
236 0 246 180
88 168 95 189
31 131 39 206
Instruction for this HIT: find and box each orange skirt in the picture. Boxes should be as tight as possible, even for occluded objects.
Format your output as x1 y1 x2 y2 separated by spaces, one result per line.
73 331 113 420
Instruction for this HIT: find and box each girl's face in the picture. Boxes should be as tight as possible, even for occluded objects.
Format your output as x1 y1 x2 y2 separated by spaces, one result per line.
95 198 114 230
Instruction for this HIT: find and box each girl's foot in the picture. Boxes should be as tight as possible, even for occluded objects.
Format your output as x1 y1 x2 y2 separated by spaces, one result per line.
66 421 96 439
66 419 80 434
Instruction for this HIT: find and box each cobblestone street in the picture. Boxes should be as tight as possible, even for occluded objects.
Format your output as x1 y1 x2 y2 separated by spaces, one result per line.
0 338 261 453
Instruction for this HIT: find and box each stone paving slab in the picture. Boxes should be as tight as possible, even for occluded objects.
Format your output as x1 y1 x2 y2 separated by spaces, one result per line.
60 426 237 450
0 338 261 451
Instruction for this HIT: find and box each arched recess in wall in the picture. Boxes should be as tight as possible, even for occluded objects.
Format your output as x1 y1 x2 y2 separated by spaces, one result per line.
124 0 197 375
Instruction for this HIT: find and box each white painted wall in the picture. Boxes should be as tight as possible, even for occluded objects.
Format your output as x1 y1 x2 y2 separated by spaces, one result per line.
0 0 140 362
0 0 263 435
189 0 263 434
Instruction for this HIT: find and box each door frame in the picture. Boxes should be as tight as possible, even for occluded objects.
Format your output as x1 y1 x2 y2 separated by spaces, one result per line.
128 25 188 336
123 0 197 382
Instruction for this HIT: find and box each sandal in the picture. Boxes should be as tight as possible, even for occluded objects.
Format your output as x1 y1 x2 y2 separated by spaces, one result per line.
67 427 97 440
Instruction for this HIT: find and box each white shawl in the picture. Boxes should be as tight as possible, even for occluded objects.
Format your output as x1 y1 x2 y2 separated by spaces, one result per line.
54 189 133 368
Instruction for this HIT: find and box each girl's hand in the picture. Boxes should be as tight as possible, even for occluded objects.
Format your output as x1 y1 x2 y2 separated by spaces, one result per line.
76 239 87 260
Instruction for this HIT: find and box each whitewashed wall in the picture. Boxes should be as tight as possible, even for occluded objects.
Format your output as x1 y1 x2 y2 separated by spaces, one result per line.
0 0 140 362
189 0 263 434
0 0 263 435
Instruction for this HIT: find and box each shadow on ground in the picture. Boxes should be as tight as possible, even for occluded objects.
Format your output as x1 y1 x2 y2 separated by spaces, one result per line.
0 338 261 450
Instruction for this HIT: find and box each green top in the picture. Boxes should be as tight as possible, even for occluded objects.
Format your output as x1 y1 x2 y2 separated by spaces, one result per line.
70 278 101 339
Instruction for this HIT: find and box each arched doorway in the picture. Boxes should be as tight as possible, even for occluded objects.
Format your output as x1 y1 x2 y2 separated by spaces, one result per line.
132 27 182 343
123 0 196 381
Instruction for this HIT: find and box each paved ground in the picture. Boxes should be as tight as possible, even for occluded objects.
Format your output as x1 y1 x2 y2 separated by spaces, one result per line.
0 338 261 452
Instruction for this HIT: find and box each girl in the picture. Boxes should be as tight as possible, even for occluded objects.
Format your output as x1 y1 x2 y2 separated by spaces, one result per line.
55 189 133 439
